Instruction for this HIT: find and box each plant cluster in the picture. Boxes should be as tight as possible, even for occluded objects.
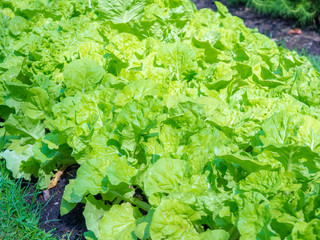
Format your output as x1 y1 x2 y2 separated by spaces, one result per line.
1 0 320 239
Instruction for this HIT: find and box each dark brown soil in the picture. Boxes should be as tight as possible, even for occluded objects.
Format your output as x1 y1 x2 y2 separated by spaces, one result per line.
31 2 319 239
27 165 87 240
192 0 320 56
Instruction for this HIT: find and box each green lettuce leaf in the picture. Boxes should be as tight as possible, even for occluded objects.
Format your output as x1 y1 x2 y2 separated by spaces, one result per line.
0 147 32 179
150 199 201 240
97 0 146 24
4 114 45 140
63 58 105 96
99 202 141 240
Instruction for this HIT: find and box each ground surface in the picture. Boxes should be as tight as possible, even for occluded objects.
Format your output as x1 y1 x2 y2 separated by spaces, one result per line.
28 165 86 240
33 1 320 239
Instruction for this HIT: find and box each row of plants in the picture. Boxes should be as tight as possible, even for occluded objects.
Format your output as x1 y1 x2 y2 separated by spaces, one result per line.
1 0 320 239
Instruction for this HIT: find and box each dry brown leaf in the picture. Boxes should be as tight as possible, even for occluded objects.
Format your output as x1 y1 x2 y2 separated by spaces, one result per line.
287 28 303 35
47 166 67 189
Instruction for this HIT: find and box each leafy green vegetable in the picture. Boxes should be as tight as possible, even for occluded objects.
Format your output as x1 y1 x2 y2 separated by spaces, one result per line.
1 0 320 239
98 0 146 24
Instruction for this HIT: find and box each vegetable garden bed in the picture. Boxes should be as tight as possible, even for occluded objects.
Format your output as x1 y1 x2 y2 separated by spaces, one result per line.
1 0 320 239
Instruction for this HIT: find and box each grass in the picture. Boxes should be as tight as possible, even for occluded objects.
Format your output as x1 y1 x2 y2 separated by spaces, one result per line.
0 161 57 240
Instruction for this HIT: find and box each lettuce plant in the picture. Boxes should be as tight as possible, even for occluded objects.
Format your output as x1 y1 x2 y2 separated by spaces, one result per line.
1 0 320 239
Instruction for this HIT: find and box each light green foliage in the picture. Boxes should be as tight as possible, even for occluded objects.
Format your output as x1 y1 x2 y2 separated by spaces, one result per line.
150 199 201 239
97 0 146 24
99 203 140 240
1 0 320 239
63 58 105 96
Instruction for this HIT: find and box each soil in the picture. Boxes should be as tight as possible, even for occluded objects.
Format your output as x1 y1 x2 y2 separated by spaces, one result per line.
29 1 319 240
27 165 87 240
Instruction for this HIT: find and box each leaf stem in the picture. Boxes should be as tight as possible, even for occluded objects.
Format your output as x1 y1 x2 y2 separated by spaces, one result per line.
229 225 240 240
109 190 151 212
0 130 7 150
287 147 293 172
